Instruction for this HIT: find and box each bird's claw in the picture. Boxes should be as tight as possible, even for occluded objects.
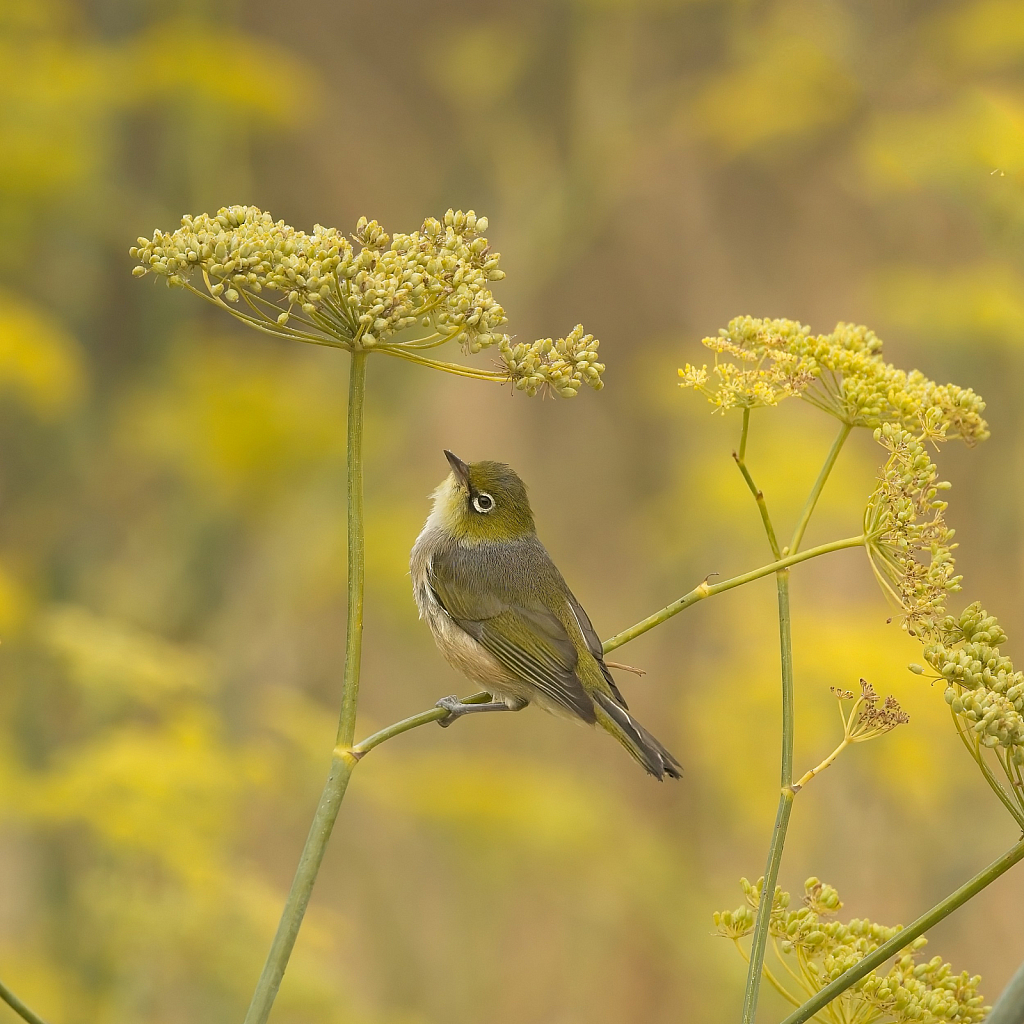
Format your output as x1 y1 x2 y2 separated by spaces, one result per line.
435 694 461 728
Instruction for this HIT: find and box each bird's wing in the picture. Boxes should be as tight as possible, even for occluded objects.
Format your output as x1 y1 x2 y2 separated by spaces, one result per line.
564 590 629 709
427 549 596 722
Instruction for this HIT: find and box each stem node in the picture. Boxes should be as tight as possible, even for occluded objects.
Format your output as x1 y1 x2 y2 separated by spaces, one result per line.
334 745 364 766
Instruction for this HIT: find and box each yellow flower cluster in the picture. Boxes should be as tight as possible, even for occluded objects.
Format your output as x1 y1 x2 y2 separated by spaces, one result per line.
678 316 816 411
865 425 960 635
499 325 604 397
681 317 989 443
715 878 989 1023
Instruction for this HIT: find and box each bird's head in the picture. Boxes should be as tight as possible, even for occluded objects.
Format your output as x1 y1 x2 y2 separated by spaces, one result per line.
431 450 536 543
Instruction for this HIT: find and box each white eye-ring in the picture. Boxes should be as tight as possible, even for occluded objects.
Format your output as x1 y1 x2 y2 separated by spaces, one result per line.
473 492 495 513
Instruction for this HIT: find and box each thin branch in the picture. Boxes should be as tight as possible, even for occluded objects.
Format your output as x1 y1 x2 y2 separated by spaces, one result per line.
733 409 782 559
742 572 795 1023
353 692 492 756
376 344 507 381
395 332 461 350
193 275 343 348
792 738 851 792
743 412 851 1024
602 535 865 654
241 289 326 336
604 660 646 677
950 709 1024 830
337 351 368 746
789 423 852 554
0 979 50 1024
772 939 817 999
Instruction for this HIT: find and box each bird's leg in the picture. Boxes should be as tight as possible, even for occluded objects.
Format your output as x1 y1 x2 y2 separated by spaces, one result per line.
435 694 528 728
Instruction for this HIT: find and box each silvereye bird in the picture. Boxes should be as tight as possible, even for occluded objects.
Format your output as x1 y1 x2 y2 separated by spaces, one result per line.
411 450 682 780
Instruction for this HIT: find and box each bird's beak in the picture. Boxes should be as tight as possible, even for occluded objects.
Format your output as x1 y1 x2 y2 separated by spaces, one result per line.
443 449 471 489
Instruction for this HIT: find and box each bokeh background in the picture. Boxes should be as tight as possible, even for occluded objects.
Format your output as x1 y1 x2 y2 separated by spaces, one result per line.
2 1 1023 1021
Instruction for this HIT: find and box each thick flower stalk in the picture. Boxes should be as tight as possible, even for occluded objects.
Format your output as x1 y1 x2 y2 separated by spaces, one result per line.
716 878 989 1023
130 205 604 395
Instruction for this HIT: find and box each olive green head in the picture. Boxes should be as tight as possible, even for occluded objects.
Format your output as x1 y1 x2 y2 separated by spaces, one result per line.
432 451 536 542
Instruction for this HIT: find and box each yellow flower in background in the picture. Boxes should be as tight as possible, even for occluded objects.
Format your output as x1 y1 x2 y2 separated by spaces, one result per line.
0 293 84 418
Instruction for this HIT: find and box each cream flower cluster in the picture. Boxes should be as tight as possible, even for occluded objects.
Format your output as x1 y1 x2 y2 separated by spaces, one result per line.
715 878 988 1023
499 325 604 398
131 206 507 350
915 604 1024 818
130 206 604 396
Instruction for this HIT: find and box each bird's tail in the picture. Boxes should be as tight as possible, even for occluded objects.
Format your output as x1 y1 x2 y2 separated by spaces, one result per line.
592 690 682 780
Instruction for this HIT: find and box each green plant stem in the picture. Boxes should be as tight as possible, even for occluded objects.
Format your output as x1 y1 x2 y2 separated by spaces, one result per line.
0 980 50 1024
950 710 1024 830
732 939 801 1008
789 423 852 554
741 420 849 1024
352 692 492 755
243 350 369 1024
742 570 795 1024
779 837 1024 1024
734 409 782 559
337 350 367 747
987 957 1024 1024
601 535 864 654
733 413 797 1024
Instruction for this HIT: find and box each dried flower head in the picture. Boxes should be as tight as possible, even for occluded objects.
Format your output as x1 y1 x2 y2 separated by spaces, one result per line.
716 878 989 1023
681 317 989 443
865 425 960 636
130 205 603 396
919 603 1024 825
838 678 910 740
794 680 909 791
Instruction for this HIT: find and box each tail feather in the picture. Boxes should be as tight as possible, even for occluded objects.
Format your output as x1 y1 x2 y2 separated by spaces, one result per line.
592 690 683 780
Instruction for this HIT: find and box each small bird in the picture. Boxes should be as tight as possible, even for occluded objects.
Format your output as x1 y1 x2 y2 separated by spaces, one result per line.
411 451 682 780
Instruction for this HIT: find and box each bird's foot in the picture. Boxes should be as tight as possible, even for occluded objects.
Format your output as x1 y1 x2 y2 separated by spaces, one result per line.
434 694 525 727
435 694 464 728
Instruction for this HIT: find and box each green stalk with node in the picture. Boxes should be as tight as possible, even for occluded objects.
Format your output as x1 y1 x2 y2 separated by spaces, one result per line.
129 205 605 1024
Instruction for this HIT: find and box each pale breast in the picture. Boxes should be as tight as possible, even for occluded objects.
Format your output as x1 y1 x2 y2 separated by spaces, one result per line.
410 521 531 705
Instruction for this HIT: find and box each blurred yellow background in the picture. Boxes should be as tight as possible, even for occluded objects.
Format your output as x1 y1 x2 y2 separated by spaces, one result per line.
1 1 1023 1021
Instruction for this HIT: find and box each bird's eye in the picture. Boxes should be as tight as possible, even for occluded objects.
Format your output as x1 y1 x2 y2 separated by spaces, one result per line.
472 493 495 513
